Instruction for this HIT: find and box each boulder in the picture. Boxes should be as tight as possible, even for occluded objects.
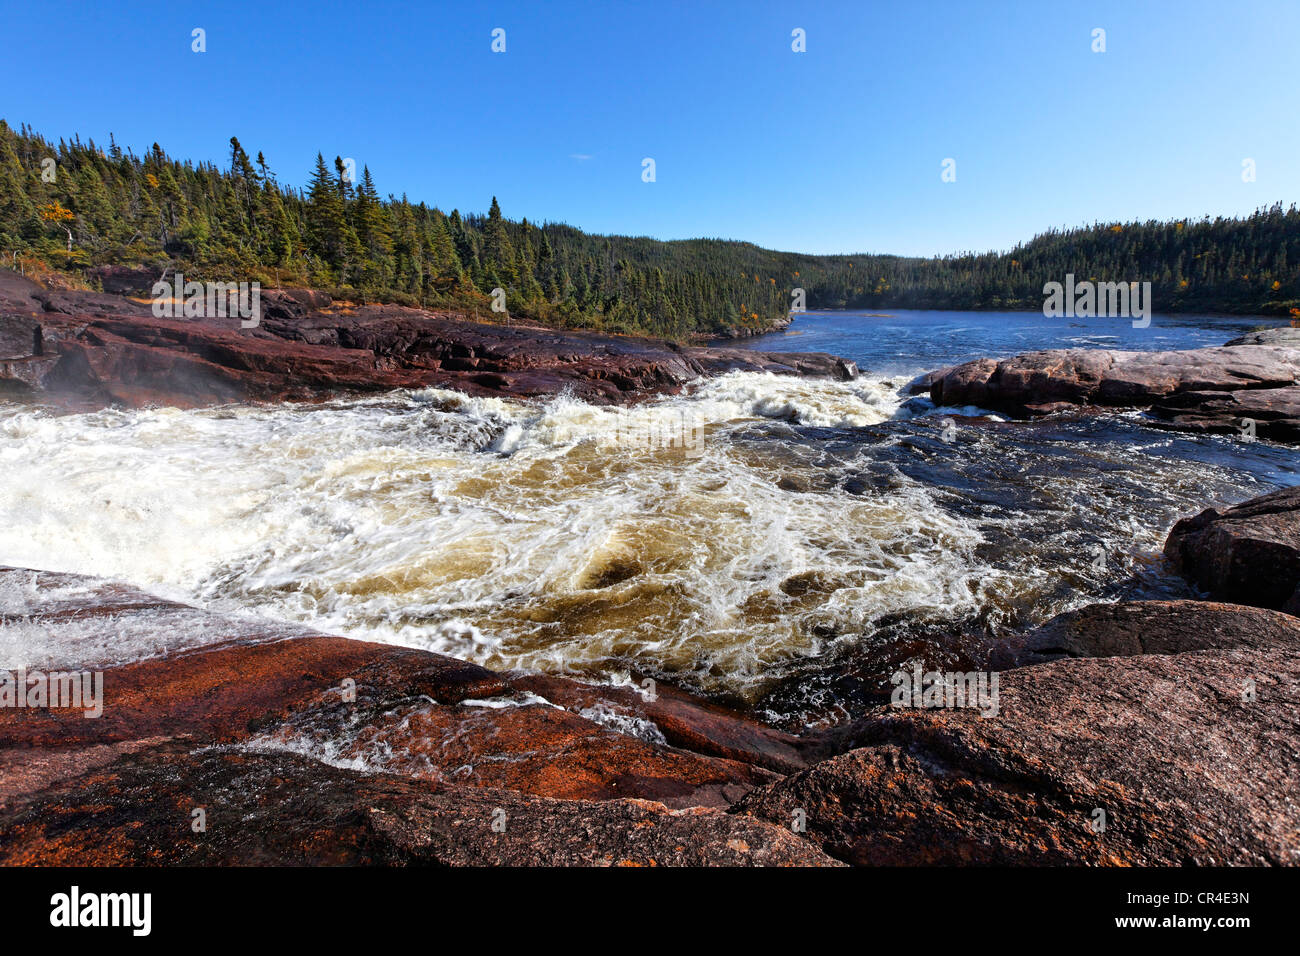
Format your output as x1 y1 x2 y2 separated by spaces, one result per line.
88 265 160 296
1148 385 1300 441
928 345 1300 441
511 673 818 774
991 598 1300 666
1164 486 1300 614
736 601 1300 865
0 566 820 864
1225 327 1300 347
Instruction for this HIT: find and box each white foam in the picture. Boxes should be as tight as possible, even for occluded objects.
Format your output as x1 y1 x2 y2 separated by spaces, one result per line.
0 375 995 697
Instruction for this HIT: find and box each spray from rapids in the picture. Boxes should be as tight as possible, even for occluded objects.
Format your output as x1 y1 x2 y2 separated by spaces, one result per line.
0 372 983 690
0 369 1273 710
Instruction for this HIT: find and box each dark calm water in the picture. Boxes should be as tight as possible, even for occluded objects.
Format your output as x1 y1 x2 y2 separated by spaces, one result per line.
720 308 1300 725
734 308 1280 378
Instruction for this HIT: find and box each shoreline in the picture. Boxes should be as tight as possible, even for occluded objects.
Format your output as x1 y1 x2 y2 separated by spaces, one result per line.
1 486 1297 865
3 266 1299 865
0 270 854 413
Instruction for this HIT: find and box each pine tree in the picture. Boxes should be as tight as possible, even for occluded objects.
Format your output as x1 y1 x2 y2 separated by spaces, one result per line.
305 153 352 279
483 196 516 283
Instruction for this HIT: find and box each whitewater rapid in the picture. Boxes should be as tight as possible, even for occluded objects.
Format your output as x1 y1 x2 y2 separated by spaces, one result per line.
0 368 1282 717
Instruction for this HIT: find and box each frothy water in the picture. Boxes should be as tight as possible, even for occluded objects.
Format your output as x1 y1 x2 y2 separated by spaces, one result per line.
2 319 1297 727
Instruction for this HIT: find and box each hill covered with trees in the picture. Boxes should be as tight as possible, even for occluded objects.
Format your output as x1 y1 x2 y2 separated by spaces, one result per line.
1 120 1297 339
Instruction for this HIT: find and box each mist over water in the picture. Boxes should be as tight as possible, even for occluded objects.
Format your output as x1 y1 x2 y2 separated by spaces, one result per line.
2 310 1296 728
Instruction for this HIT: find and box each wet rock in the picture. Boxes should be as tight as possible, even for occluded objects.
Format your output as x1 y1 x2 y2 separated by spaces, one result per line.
692 348 857 381
1148 385 1300 442
991 598 1300 667
928 345 1300 441
1164 486 1300 614
0 566 791 865
511 673 817 774
0 271 856 410
1225 327 1300 347
775 474 810 492
905 366 952 395
736 609 1300 864
249 689 777 809
0 745 840 866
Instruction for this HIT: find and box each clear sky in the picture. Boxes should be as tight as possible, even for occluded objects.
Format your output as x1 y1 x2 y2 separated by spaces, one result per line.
2 0 1296 256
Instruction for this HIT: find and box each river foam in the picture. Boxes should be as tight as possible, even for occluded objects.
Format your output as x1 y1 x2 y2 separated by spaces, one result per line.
0 368 1285 714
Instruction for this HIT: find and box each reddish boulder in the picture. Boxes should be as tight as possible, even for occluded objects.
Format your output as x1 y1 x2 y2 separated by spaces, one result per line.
736 609 1300 864
249 694 774 808
0 745 838 867
0 565 807 868
1164 486 1300 614
511 673 817 774
928 345 1300 441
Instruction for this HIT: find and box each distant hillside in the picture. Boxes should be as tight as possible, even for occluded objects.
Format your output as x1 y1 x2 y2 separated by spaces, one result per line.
1 120 1297 339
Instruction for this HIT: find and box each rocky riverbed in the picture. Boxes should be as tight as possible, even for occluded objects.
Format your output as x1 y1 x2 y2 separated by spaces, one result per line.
3 273 1298 865
0 271 854 410
1 483 1297 866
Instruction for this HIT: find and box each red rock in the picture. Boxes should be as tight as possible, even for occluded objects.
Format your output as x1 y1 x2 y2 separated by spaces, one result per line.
0 745 838 866
252 695 775 808
1164 486 1300 614
0 271 855 410
0 566 788 853
510 673 817 774
736 603 1300 865
929 345 1300 441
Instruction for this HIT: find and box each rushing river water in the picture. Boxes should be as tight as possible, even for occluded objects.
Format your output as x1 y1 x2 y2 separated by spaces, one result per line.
2 309 1297 728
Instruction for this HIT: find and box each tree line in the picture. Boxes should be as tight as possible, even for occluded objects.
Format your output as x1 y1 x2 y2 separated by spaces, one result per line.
1 120 1296 339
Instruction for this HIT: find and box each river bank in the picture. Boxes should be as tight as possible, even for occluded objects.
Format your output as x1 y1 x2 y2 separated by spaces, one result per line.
2 280 1299 865
1 485 1297 865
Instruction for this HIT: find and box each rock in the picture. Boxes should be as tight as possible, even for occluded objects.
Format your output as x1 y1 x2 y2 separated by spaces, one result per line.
0 745 839 866
259 288 333 321
1164 486 1300 614
905 366 953 396
88 265 160 296
249 682 777 809
1225 327 1300 347
510 673 818 774
991 598 1300 667
1148 385 1300 441
0 566 819 863
928 345 1300 441
735 600 1300 864
0 271 856 410
0 566 777 808
692 348 857 381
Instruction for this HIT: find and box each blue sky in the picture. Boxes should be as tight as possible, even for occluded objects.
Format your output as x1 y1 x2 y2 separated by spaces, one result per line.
2 0 1296 256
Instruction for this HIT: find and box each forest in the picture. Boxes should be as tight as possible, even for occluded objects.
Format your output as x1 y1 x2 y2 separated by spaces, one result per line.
2 120 1297 339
